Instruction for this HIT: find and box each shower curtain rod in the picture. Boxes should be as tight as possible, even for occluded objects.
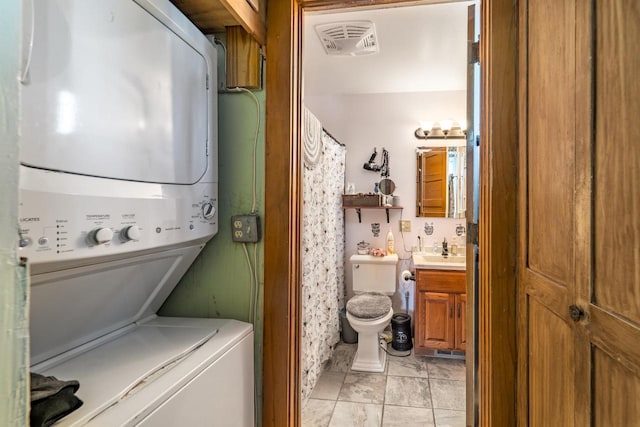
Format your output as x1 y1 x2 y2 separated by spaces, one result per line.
322 128 346 147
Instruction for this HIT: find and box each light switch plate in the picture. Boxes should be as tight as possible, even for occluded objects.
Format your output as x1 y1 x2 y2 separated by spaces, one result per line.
400 220 411 232
232 214 261 243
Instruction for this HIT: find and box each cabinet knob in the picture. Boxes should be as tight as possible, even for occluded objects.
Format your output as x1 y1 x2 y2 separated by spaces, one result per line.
569 305 585 322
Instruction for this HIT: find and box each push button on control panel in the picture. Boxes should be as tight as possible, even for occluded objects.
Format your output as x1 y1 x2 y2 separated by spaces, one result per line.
38 237 49 246
19 237 32 248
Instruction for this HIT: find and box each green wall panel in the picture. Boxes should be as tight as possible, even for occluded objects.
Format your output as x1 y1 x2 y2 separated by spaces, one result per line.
160 58 265 423
160 90 264 322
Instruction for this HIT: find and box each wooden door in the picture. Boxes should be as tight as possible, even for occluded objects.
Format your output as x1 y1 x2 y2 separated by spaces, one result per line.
419 148 447 217
518 0 640 425
455 294 466 351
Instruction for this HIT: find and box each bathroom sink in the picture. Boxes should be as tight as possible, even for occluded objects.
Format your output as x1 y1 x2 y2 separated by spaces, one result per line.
412 253 466 270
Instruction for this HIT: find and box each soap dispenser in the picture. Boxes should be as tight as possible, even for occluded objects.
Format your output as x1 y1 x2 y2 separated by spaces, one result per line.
386 229 395 255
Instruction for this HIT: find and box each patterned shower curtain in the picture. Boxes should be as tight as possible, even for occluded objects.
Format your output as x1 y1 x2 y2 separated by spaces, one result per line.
301 111 346 400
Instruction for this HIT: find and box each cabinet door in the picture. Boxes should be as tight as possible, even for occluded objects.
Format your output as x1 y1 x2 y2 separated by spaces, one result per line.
420 292 455 350
455 294 467 351
415 288 428 351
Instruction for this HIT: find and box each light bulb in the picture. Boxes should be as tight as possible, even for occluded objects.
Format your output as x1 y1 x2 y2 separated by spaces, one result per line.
419 121 434 132
440 119 453 132
458 119 467 131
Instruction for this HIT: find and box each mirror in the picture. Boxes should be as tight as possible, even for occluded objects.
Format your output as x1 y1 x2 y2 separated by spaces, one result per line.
379 178 396 196
416 145 466 218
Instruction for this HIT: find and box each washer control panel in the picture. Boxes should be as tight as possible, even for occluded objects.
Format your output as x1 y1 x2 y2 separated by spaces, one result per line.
19 184 218 264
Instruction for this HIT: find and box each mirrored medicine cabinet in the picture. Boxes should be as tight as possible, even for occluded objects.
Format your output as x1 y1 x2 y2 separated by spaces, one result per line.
416 145 466 218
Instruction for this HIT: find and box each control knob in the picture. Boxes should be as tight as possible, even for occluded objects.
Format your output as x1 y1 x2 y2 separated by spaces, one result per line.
201 202 216 220
120 225 141 242
87 227 114 246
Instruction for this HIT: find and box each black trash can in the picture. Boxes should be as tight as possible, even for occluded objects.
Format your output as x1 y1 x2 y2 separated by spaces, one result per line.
391 313 412 351
340 308 358 344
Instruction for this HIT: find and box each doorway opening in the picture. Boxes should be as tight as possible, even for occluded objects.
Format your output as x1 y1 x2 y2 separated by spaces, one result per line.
299 1 480 425
262 0 519 425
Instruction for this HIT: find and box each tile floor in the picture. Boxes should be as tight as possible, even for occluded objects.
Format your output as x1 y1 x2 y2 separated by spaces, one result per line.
302 342 466 427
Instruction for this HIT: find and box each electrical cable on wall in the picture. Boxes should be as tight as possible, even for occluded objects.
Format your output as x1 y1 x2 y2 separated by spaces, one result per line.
213 38 262 423
396 211 413 261
231 87 260 325
230 87 261 327
213 37 262 325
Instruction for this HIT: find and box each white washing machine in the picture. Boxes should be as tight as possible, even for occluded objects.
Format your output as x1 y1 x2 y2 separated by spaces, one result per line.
18 0 254 425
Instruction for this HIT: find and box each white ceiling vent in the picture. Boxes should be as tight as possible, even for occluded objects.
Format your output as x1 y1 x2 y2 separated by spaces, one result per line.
315 21 379 56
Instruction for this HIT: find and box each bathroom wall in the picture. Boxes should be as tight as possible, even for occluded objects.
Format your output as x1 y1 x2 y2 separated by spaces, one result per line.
0 0 29 423
305 91 467 318
160 46 265 421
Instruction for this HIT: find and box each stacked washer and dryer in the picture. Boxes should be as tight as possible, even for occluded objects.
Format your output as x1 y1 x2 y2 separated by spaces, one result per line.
18 0 254 425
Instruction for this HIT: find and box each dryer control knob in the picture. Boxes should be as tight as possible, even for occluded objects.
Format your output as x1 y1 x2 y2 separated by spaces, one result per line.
87 227 113 245
120 225 141 242
201 202 216 220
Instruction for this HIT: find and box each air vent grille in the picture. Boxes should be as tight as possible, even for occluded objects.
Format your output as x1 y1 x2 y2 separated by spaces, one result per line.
315 21 379 56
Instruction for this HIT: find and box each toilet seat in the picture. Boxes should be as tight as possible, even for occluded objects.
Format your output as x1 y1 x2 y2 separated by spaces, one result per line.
346 292 392 319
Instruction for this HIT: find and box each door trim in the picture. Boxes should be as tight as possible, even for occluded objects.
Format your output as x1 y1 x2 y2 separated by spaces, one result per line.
478 1 518 425
263 1 519 425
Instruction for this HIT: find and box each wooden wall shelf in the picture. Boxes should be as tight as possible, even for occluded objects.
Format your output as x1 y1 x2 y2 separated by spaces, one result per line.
343 206 403 223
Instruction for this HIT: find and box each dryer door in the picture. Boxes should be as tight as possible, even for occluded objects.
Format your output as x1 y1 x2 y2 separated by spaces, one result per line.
21 0 209 184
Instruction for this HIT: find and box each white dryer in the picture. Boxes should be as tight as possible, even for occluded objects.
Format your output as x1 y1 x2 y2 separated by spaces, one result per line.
18 0 254 425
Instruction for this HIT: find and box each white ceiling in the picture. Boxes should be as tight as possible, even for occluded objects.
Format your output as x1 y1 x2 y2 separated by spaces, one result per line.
302 2 472 97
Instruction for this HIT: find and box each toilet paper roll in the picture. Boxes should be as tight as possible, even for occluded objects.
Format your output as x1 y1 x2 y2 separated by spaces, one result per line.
401 270 413 282
400 270 414 294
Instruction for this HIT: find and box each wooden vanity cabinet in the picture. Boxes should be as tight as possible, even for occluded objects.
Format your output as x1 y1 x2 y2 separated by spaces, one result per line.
415 269 466 354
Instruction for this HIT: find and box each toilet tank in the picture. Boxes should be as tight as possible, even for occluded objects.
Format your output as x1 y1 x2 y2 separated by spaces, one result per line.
351 254 398 295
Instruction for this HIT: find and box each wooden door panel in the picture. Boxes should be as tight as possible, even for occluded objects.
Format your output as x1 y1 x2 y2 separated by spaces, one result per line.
593 349 640 426
423 292 454 349
416 289 429 348
519 0 640 425
526 0 575 286
416 269 466 294
586 307 640 376
455 294 466 351
520 0 579 421
528 299 575 426
594 0 640 325
524 271 571 321
421 150 446 217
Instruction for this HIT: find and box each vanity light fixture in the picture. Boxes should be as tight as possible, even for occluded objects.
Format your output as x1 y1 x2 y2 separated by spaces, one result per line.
440 119 453 135
414 120 467 140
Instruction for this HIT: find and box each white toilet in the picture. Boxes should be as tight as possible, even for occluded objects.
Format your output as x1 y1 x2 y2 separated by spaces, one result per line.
346 253 398 372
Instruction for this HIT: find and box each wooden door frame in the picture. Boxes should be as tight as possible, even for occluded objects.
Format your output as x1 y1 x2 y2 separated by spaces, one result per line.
263 0 518 425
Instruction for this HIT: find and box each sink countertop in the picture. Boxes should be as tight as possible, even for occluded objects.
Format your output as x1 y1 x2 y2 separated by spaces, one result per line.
412 252 467 271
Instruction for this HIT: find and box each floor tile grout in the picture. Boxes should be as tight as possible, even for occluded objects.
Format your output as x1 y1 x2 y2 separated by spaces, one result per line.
303 342 466 426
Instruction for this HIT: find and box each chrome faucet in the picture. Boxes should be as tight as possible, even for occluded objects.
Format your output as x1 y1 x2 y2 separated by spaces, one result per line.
417 236 422 252
442 237 449 257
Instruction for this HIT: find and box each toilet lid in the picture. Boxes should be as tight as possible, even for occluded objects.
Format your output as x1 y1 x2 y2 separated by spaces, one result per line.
346 293 392 319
